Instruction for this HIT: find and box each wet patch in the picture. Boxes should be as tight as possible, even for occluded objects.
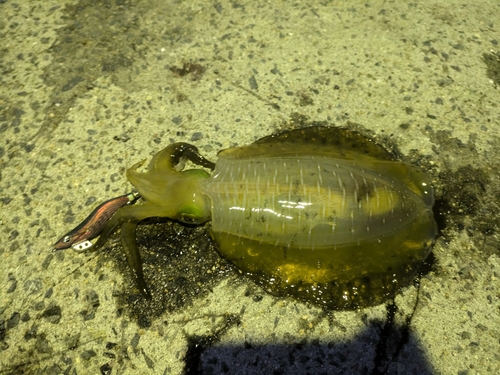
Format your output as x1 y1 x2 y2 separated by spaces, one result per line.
169 62 206 81
426 129 500 257
104 220 235 328
483 51 500 87
40 0 143 136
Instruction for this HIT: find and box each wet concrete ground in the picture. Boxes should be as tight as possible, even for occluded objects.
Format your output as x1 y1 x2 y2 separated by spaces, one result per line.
1 1 500 374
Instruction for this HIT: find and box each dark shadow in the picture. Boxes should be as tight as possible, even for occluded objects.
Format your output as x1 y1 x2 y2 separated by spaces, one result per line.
184 314 436 375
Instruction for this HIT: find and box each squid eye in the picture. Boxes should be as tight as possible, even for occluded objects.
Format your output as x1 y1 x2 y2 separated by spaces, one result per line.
63 236 71 243
180 214 197 224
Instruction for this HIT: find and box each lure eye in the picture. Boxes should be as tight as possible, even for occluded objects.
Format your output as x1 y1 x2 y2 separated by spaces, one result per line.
63 236 71 243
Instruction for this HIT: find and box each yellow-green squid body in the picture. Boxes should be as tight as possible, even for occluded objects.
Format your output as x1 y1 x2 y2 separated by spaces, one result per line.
93 126 437 309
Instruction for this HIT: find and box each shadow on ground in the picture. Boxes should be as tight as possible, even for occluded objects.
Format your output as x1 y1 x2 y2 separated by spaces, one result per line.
186 316 435 375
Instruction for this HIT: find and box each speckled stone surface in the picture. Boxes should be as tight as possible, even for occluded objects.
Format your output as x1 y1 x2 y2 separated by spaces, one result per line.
1 1 499 374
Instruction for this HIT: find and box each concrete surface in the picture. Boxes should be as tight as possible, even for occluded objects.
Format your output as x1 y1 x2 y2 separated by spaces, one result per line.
1 0 500 374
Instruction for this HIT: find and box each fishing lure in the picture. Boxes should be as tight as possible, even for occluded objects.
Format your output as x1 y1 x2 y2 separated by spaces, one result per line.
53 192 139 251
64 126 437 309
